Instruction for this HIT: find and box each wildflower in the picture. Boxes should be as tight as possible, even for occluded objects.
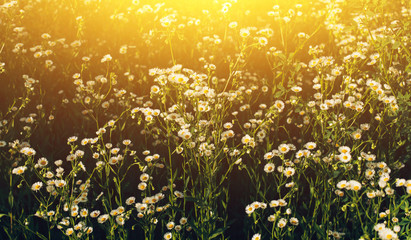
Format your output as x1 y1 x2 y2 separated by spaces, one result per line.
174 191 184 198
380 174 390 182
143 150 150 156
74 222 83 231
46 210 55 217
274 100 285 111
164 232 172 240
385 187 394 195
251 233 261 240
241 134 253 145
258 37 268 46
80 209 88 217
20 147 36 156
180 217 188 225
66 228 74 236
320 103 328 111
138 182 147 191
264 163 275 173
348 180 362 191
101 102 110 109
67 136 78 143
268 215 276 222
12 166 27 175
37 157 48 167
101 54 112 63
126 197 135 205
166 221 175 230
122 139 131 146
109 156 120 165
228 21 238 28
240 28 250 38
284 167 295 177
352 130 362 140
339 153 352 163
84 227 93 234
378 228 398 240
178 129 192 140
55 180 66 188
278 199 287 207
151 85 160 94
140 173 149 182
291 86 302 93
136 203 148 212
395 178 406 187
71 210 78 217
337 180 347 189
379 179 387 188
290 217 299 225
252 201 261 209
298 32 306 38
269 200 279 207
286 182 295 188
170 73 188 84
71 204 79 211
145 155 154 162
335 190 344 197
223 122 233 129
66 154 76 162
304 142 317 150
278 144 290 154
31 182 43 191
331 67 342 76
277 218 287 228
110 148 120 155
366 190 377 198
264 151 274 160
374 223 386 231
338 146 350 154
116 215 125 225
377 162 387 169
175 225 182 231
360 123 370 131
98 214 109 223
365 169 375 179
245 204 255 215
364 154 376 162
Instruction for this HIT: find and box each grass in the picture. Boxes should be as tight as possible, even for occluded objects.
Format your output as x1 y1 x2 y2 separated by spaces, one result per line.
0 0 410 239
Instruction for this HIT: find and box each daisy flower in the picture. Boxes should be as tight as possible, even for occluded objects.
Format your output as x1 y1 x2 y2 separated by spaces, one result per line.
264 163 275 173
31 182 43 192
284 167 295 177
251 233 261 240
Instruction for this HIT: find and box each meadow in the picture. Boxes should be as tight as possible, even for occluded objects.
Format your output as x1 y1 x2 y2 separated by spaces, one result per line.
0 0 411 239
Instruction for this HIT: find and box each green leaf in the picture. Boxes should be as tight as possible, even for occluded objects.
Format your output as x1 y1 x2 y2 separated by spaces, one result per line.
332 170 341 178
115 195 120 206
313 223 326 238
184 196 206 207
188 218 202 236
209 227 227 239
8 191 13 207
